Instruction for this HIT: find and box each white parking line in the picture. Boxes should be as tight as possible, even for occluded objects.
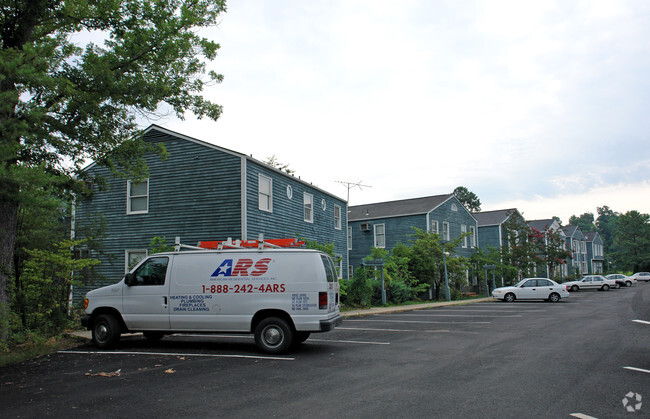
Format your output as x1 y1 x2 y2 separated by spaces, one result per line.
346 319 491 324
399 313 522 318
337 327 450 333
58 350 294 361
309 338 390 345
623 366 650 374
632 319 650 325
570 413 598 419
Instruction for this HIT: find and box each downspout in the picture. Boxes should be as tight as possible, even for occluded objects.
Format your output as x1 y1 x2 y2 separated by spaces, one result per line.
241 156 247 240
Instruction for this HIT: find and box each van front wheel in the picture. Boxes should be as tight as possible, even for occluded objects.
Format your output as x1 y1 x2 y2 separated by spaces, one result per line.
254 317 294 354
92 314 121 349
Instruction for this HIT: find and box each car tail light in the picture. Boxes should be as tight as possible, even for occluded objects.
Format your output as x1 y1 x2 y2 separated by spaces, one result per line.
84 298 89 309
319 292 328 309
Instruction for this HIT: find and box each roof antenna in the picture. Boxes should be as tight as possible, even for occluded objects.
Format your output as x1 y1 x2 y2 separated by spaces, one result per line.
336 180 372 203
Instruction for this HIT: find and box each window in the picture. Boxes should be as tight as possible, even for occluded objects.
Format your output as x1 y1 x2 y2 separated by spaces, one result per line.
469 226 476 248
130 257 169 286
258 174 272 212
334 205 342 230
347 226 352 250
374 224 386 248
304 193 313 223
125 249 147 273
442 222 450 241
431 220 439 234
335 254 343 279
461 224 467 248
286 185 293 199
127 179 149 214
451 203 458 212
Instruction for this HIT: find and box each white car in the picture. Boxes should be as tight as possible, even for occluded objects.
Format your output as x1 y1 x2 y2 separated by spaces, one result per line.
564 275 616 292
629 272 650 282
605 273 635 287
492 278 569 302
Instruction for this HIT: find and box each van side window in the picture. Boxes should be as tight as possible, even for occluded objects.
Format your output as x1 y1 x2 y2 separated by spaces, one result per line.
320 255 337 283
132 257 169 286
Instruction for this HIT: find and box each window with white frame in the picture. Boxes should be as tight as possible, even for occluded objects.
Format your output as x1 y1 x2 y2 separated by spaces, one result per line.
127 179 149 214
335 253 342 279
125 249 147 273
469 226 476 247
334 205 342 230
461 224 467 248
347 226 352 250
431 220 439 234
258 174 273 212
442 222 450 241
304 193 313 223
374 224 386 248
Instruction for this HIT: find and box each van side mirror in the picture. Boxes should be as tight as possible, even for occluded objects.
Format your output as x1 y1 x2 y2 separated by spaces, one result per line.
125 273 135 286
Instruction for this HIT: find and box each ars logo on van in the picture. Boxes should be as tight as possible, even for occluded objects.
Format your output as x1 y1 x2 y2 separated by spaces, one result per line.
211 258 272 277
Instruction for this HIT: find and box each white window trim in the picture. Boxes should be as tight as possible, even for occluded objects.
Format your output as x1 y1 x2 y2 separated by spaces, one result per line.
461 224 467 248
125 249 148 273
431 220 439 234
258 174 273 212
469 226 476 248
442 222 450 241
374 223 386 248
304 193 314 223
347 226 352 250
127 179 149 215
334 205 342 230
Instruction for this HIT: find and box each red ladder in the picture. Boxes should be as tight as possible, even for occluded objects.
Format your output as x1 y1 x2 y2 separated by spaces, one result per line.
198 238 306 250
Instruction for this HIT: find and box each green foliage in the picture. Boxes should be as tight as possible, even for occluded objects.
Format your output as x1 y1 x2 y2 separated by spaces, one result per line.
16 239 99 336
612 211 650 271
149 236 174 254
346 267 373 308
569 213 597 233
453 186 481 212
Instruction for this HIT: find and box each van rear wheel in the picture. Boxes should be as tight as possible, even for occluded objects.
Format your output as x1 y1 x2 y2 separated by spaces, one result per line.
92 314 121 349
254 317 294 354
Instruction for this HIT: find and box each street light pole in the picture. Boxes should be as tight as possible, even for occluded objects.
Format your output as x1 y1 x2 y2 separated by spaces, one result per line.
442 241 450 301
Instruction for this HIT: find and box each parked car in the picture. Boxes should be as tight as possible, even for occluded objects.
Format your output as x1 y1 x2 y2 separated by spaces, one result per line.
492 278 569 302
605 273 635 288
564 275 615 292
629 272 650 282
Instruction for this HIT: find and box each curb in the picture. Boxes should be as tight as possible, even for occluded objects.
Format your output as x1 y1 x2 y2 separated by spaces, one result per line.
341 297 495 317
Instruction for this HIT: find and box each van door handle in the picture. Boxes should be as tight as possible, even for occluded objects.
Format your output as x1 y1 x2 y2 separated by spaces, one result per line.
163 296 168 307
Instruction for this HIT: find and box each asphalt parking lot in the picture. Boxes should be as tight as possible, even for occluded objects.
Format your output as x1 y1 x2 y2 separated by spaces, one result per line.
1 283 648 418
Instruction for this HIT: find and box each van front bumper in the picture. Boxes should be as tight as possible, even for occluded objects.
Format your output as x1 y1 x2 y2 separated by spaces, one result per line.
320 314 343 332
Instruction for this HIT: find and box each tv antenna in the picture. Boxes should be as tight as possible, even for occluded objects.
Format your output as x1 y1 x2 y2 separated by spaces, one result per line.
336 180 372 203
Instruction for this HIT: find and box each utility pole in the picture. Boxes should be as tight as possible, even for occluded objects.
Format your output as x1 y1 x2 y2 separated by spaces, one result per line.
335 180 372 203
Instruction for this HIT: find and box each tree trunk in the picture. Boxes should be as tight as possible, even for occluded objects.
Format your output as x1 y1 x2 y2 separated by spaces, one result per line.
0 199 18 345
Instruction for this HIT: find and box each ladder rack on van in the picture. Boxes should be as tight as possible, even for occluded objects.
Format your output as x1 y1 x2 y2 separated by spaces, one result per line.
198 237 306 250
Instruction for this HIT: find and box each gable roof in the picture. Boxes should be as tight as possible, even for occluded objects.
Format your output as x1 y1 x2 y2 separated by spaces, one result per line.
584 231 600 242
562 225 584 240
82 124 345 201
528 219 558 232
472 208 521 227
348 194 454 221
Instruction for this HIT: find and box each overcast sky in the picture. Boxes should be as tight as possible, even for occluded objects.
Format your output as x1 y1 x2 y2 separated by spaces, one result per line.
159 0 650 224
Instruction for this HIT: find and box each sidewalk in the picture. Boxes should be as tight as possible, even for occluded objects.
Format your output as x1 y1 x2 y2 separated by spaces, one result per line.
70 297 495 340
341 297 494 317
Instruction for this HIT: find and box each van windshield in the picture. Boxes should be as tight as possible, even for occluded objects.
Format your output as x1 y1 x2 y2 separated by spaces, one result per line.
320 255 337 283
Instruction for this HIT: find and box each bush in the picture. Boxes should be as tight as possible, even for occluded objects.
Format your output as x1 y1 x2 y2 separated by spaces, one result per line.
387 280 414 304
346 268 373 308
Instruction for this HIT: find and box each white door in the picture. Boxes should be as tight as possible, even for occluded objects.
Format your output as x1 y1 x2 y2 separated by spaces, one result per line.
122 256 171 330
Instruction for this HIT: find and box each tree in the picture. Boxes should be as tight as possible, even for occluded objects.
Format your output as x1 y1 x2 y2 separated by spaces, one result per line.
0 0 226 345
569 213 597 232
453 186 481 212
595 206 619 253
265 155 295 175
613 211 650 271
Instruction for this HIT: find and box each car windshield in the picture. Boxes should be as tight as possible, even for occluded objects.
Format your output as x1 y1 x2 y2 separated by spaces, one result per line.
514 279 527 287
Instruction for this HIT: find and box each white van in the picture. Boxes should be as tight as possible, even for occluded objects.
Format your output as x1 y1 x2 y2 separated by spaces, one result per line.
81 247 342 354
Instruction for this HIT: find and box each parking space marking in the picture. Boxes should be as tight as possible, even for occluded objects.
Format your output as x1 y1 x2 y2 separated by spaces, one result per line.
337 327 450 333
400 313 522 318
309 337 390 345
632 319 650 325
570 413 598 419
623 366 650 374
346 319 491 324
58 350 294 361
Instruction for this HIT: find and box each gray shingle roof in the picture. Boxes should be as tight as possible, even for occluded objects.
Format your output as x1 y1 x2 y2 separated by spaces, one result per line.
348 194 453 221
472 209 519 227
528 219 556 231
